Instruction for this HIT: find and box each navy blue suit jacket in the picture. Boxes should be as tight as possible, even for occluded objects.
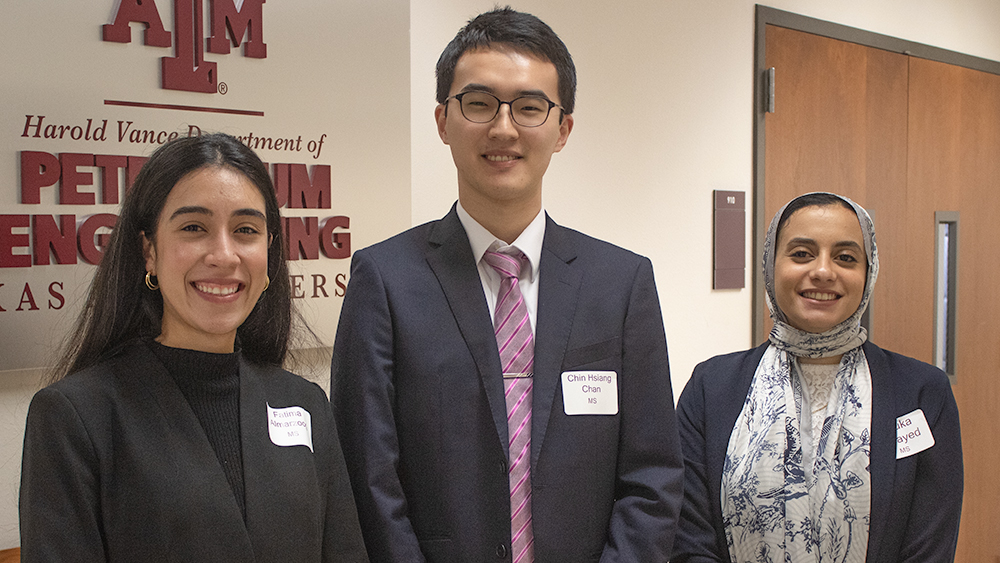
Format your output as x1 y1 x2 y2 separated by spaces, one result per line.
671 341 963 563
332 206 683 562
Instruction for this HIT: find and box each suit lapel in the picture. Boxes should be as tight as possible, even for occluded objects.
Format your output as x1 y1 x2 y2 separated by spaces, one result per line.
531 217 582 465
240 360 284 561
863 342 895 562
124 343 256 559
426 206 510 453
241 359 333 561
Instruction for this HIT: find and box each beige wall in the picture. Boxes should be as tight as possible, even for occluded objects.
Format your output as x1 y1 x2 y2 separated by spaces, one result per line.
0 0 998 550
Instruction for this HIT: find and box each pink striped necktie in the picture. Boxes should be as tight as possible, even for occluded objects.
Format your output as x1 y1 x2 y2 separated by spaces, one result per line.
483 249 535 563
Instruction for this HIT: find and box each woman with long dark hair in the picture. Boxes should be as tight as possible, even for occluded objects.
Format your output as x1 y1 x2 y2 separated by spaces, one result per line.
19 133 368 562
672 192 963 562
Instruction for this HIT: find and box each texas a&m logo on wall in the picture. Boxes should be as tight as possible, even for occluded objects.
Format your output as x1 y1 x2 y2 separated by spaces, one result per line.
2 0 349 308
103 0 266 93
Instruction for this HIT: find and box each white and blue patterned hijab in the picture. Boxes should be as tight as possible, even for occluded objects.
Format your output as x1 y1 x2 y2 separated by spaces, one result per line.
763 194 879 358
723 193 879 563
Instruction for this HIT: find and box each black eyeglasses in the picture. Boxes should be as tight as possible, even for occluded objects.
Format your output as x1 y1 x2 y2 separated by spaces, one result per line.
447 91 563 127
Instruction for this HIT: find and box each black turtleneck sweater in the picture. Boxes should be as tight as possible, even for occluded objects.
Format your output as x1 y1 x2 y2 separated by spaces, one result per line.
148 340 246 520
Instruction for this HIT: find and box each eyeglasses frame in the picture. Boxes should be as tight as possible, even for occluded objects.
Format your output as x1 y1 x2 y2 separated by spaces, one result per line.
445 91 564 128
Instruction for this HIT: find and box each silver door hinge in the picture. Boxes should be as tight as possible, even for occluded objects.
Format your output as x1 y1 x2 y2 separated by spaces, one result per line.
765 67 775 113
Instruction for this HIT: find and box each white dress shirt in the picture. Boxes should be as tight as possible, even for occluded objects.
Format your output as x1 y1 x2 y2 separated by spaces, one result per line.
456 202 543 332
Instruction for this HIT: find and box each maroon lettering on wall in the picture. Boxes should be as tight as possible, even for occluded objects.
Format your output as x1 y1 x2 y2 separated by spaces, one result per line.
33 215 77 266
7 151 347 269
59 153 97 205
49 282 66 310
286 217 320 260
103 0 267 94
0 216 31 268
21 151 60 205
289 164 331 209
208 0 267 57
18 284 40 312
21 116 109 142
102 0 172 46
272 163 290 207
320 216 351 259
162 0 217 93
0 214 118 268
78 214 118 265
94 155 128 204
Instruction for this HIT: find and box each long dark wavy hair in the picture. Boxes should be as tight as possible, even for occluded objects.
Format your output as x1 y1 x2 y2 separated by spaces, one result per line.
51 133 292 381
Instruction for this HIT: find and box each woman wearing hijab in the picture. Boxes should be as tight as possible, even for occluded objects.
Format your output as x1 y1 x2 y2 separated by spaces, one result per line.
19 133 368 562
671 192 963 562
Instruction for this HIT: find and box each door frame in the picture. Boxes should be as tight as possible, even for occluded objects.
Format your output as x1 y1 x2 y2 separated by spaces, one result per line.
751 5 1000 344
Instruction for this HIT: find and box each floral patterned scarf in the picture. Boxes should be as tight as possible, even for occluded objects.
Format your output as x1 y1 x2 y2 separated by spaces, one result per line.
722 193 879 563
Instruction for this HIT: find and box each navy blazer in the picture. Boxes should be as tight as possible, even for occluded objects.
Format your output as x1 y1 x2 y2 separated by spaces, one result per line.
332 207 683 562
20 340 368 563
671 341 963 563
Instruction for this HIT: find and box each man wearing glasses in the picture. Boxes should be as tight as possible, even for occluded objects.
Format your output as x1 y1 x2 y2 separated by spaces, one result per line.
332 7 682 562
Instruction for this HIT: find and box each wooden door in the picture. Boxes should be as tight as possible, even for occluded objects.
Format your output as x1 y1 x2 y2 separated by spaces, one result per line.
763 23 1000 563
907 56 1000 563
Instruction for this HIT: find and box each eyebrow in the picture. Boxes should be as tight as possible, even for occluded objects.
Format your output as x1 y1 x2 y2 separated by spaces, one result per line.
459 83 552 100
168 206 266 221
785 236 863 251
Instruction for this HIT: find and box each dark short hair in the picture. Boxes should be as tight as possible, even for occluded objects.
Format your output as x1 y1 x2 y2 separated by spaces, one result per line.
776 192 856 241
53 133 292 380
435 6 576 115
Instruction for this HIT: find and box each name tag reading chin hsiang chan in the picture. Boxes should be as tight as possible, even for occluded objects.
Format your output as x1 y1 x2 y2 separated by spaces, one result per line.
561 371 618 415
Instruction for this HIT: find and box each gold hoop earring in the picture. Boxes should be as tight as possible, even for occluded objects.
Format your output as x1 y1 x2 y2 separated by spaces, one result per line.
145 271 159 291
262 276 270 292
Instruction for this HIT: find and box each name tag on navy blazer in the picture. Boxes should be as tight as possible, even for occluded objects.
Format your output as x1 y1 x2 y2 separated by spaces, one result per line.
896 408 934 459
562 371 618 415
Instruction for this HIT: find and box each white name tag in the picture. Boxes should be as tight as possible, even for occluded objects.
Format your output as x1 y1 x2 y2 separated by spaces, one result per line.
896 408 934 459
561 371 618 415
267 403 314 452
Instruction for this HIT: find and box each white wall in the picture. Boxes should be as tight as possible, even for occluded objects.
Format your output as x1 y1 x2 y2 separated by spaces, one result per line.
0 371 38 545
0 0 998 551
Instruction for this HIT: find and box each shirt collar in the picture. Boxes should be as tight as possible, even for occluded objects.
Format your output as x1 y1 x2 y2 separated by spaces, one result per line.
457 201 544 282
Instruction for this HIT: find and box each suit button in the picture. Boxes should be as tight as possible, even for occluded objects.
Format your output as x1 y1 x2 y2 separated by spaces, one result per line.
495 544 507 558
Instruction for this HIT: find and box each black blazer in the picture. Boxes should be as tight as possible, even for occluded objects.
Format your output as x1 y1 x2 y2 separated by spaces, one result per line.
671 341 963 563
332 206 683 562
20 340 368 563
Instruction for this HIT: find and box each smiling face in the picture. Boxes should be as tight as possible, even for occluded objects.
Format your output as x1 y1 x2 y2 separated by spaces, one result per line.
143 166 270 353
435 47 573 221
774 204 867 334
